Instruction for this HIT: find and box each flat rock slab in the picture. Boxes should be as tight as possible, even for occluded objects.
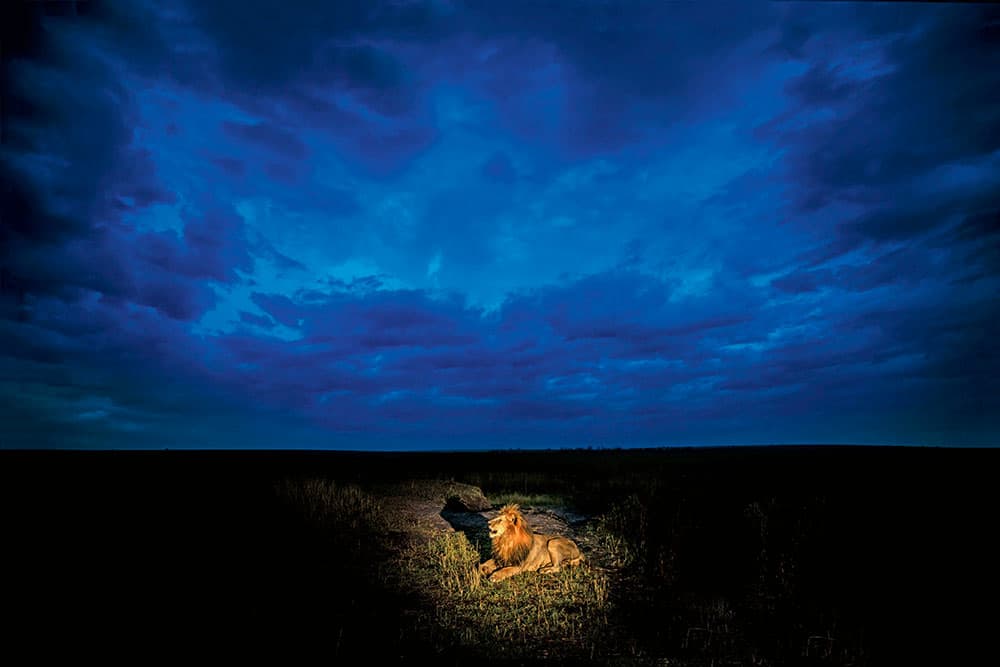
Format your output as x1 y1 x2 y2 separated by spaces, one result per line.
443 486 492 512
378 480 590 544
442 504 586 548
378 480 496 537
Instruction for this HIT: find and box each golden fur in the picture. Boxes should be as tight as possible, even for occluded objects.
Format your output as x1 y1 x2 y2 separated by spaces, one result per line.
478 504 584 582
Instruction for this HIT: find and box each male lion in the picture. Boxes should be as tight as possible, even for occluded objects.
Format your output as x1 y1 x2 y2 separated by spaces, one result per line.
478 504 584 582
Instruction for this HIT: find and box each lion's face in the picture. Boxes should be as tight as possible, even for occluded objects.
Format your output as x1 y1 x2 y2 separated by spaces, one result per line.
488 513 511 539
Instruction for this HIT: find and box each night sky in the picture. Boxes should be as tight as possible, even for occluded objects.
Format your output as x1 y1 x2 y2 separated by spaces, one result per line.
2 1 997 450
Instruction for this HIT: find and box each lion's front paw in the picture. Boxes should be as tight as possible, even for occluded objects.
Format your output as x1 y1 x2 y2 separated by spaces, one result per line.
488 568 516 582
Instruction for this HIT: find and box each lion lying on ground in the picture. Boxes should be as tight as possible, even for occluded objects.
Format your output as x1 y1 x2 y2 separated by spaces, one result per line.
478 504 584 582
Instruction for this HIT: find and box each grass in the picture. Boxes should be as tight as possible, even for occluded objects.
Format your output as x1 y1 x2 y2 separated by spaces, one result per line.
269 476 792 664
72 447 984 665
589 493 646 569
401 530 612 661
275 477 385 530
276 476 616 661
5 447 994 665
487 491 568 508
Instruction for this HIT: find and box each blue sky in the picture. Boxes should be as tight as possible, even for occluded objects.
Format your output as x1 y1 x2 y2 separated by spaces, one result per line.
2 1 997 449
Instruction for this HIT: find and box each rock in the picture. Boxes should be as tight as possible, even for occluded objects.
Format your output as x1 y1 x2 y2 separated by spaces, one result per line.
443 484 492 512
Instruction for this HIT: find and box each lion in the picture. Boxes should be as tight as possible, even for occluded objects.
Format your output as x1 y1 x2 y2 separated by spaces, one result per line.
478 504 584 582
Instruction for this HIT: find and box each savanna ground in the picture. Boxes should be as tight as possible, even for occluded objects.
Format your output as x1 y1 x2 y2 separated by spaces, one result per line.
3 447 995 664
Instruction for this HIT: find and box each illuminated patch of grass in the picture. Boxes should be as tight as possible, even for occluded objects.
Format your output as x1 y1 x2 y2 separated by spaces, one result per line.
425 529 483 595
272 478 644 661
400 531 612 660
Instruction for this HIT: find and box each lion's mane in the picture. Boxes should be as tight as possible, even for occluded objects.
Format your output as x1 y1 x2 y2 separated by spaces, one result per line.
492 503 534 566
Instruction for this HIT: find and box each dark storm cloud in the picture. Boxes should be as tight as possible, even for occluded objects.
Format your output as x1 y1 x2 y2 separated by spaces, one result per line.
938 205 1000 283
481 151 516 183
185 0 436 94
348 124 439 176
4 254 997 446
149 206 254 283
532 271 761 357
458 0 777 155
133 276 214 322
180 0 445 176
1 4 274 325
254 288 482 351
320 187 363 218
1 2 180 213
181 0 779 170
2 193 253 324
221 121 309 161
2 2 178 305
765 4 1000 252
772 240 940 295
211 156 245 177
217 269 785 437
2 54 132 242
770 268 834 295
0 304 321 449
1 2 997 448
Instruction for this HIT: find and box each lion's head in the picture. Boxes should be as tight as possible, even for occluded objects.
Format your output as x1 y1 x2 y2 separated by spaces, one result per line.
488 503 534 566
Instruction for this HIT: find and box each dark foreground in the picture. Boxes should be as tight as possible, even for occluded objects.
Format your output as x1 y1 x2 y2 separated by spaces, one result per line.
3 446 996 664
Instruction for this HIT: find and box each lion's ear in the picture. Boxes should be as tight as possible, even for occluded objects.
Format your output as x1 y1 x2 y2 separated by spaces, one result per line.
511 515 518 525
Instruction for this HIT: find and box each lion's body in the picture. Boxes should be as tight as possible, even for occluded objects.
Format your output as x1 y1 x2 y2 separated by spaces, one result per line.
478 504 584 582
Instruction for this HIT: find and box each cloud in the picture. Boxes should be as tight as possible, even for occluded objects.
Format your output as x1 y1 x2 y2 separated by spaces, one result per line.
221 120 309 160
218 270 772 436
4 248 998 447
1 2 997 448
238 311 274 328
185 0 436 94
481 151 516 183
1 1 273 329
320 187 363 218
458 1 778 156
764 4 1000 249
180 0 444 176
211 156 245 177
